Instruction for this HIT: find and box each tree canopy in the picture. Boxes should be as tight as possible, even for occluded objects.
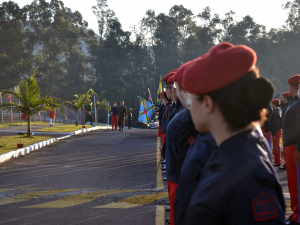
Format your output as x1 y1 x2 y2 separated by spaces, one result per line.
1 0 300 124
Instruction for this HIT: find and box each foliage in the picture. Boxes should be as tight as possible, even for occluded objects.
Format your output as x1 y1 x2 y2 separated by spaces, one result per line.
1 0 300 126
0 135 51 154
0 75 65 135
37 124 98 132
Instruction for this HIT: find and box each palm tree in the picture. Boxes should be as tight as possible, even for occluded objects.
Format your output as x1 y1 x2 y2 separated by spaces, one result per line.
0 76 65 136
95 91 110 111
65 94 86 126
66 89 110 126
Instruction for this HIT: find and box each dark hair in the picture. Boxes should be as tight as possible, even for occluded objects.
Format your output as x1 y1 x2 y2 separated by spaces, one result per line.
163 94 171 103
201 69 274 132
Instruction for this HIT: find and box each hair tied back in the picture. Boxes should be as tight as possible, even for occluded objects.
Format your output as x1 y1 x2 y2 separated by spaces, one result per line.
243 78 274 110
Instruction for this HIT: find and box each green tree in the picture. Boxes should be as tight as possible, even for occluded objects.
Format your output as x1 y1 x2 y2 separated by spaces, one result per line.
0 1 33 90
0 76 64 136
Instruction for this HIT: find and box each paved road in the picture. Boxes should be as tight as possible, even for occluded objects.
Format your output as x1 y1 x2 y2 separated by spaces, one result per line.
0 129 167 225
0 127 291 224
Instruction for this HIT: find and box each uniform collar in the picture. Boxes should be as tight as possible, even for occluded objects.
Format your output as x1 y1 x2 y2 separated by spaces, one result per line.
218 129 255 150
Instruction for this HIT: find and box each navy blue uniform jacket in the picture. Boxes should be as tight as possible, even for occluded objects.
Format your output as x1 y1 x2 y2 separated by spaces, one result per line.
186 129 285 225
281 102 289 119
161 103 173 134
269 108 282 136
177 110 199 177
158 104 165 127
111 107 118 115
169 99 183 121
165 108 185 183
175 132 216 225
282 96 300 150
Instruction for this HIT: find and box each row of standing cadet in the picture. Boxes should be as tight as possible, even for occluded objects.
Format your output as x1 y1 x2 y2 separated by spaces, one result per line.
156 42 288 225
261 89 300 225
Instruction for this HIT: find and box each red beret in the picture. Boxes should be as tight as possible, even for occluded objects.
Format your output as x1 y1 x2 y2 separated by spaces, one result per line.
287 74 300 85
113 102 117 104
173 61 192 83
178 75 186 90
167 74 175 83
282 92 289 98
163 70 177 83
182 42 257 95
271 99 280 105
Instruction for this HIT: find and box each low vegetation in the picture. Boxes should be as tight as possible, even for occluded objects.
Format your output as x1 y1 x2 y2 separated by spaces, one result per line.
0 135 52 155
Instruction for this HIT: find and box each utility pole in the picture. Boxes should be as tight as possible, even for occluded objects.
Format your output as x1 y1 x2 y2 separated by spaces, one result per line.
93 95 97 126
107 101 110 129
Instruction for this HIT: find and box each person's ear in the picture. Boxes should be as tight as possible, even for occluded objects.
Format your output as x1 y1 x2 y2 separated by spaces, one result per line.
202 95 215 114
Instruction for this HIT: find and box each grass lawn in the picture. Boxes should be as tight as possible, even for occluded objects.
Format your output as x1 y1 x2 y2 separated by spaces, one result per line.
0 122 51 129
37 124 106 133
0 135 52 155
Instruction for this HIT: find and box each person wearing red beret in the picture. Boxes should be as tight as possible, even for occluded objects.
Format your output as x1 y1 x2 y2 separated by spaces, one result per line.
181 42 285 224
282 74 300 225
172 62 216 225
157 93 165 140
270 99 282 167
160 90 172 151
111 102 118 131
163 65 188 225
279 92 292 170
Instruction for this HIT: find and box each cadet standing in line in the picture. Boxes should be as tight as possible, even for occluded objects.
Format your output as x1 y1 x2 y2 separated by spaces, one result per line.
161 71 176 159
165 70 185 225
117 101 127 132
270 99 282 167
279 92 291 170
111 102 118 131
160 91 172 151
181 42 285 224
158 93 165 148
282 74 300 225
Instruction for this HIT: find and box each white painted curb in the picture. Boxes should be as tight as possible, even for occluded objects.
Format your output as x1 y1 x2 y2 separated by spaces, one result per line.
0 126 106 164
0 138 56 163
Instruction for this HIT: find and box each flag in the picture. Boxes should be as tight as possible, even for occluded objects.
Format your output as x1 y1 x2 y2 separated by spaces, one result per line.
156 79 162 104
148 88 152 103
138 98 154 125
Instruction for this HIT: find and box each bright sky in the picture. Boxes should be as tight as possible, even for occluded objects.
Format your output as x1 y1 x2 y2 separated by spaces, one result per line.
12 0 289 34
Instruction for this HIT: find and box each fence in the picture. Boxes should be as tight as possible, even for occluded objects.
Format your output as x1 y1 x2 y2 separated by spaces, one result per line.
0 93 85 125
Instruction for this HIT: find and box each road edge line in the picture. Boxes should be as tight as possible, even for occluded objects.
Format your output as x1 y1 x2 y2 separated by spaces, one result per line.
0 126 106 164
156 205 165 225
156 137 164 189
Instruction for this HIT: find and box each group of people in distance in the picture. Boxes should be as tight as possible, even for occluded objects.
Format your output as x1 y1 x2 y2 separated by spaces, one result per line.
110 101 133 131
157 42 300 225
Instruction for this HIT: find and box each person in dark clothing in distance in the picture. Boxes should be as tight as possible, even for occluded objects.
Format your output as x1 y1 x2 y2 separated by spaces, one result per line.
127 108 134 129
84 99 93 125
117 101 127 132
270 99 282 166
279 92 291 170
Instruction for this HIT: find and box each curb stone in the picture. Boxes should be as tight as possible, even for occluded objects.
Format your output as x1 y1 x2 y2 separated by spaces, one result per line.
0 126 106 164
